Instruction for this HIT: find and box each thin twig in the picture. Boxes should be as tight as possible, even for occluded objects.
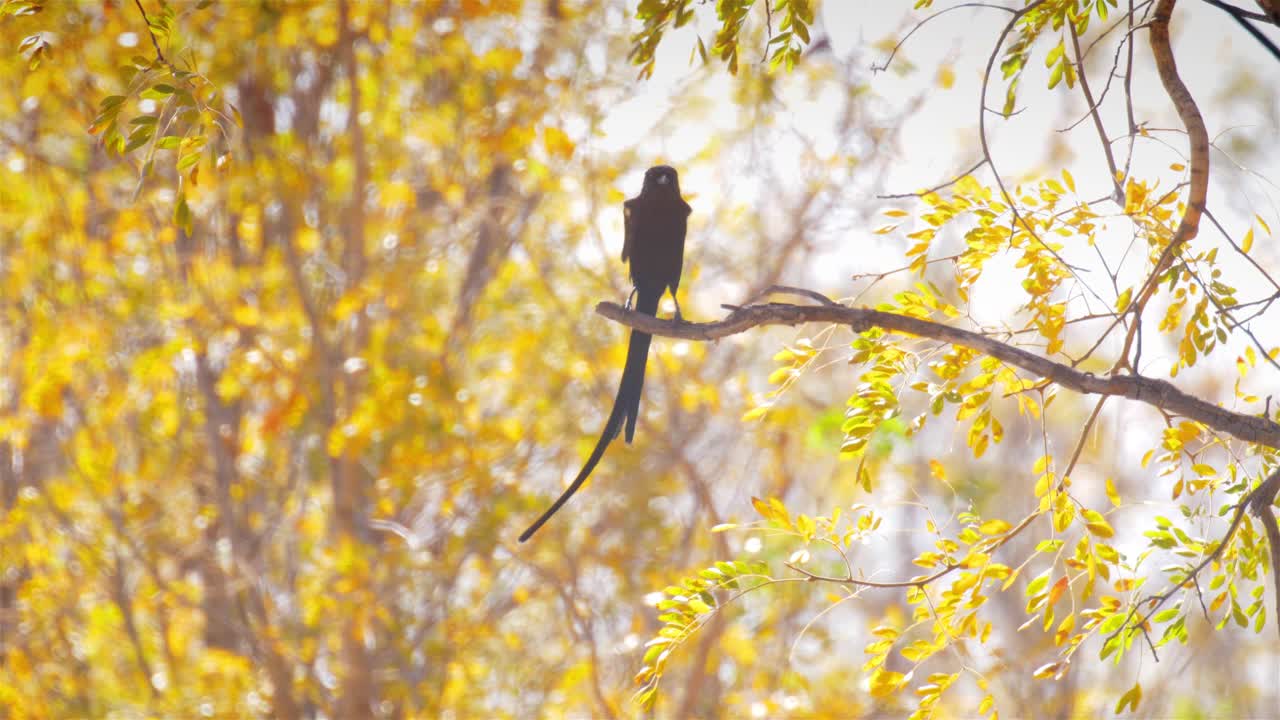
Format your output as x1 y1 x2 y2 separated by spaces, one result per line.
1057 20 1149 135
1201 0 1280 63
878 159 989 200
785 511 1042 589
1200 0 1275 22
871 2 1017 74
133 0 168 66
1205 208 1280 292
1068 20 1124 200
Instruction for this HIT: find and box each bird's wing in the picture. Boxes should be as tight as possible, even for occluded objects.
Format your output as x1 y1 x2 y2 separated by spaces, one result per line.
622 198 635 263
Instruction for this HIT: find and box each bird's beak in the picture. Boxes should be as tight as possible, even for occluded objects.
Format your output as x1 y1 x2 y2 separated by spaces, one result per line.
657 175 669 185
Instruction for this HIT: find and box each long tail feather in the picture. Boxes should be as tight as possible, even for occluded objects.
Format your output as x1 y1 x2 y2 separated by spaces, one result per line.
621 290 660 443
518 289 661 542
518 400 625 542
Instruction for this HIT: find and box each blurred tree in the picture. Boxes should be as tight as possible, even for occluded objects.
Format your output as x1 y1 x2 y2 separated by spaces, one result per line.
0 0 1277 719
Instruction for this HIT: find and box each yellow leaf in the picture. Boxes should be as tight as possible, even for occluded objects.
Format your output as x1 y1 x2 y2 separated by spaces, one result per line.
298 226 320 252
1105 478 1121 507
751 496 771 520
543 125 575 160
1032 661 1062 679
444 182 466 206
869 668 907 698
479 47 523 73
871 625 900 640
380 180 416 209
1033 454 1051 474
1054 613 1075 645
767 367 794 385
935 65 955 89
232 303 261 327
1115 682 1142 713
979 518 1012 535
1242 227 1254 254
27 369 67 418
1083 509 1114 538
929 459 946 481
1115 286 1132 312
1176 422 1200 443
1048 576 1069 606
795 513 815 538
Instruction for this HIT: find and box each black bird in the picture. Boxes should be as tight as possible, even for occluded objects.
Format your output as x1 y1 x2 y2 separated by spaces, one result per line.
520 165 691 542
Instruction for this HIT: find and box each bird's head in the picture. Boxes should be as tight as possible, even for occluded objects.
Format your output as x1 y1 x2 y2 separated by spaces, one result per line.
642 165 681 195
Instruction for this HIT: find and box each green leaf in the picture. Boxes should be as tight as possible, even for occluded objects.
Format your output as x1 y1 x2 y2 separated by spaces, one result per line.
174 192 192 234
177 151 202 172
124 127 154 152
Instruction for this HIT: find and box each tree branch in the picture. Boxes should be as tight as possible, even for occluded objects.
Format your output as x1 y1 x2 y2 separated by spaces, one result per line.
595 300 1280 449
132 0 169 67
1106 467 1280 645
1068 20 1124 201
1201 0 1280 65
1113 0 1210 368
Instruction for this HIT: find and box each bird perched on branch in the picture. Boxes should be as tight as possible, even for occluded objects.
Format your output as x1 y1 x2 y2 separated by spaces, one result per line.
520 165 691 542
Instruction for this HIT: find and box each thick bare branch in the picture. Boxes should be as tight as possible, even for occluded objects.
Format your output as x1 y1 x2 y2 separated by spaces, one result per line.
595 301 1280 448
1114 0 1210 366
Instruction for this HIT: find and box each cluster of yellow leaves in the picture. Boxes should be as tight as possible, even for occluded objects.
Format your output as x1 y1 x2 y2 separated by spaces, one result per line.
0 1 630 717
727 150 1280 714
